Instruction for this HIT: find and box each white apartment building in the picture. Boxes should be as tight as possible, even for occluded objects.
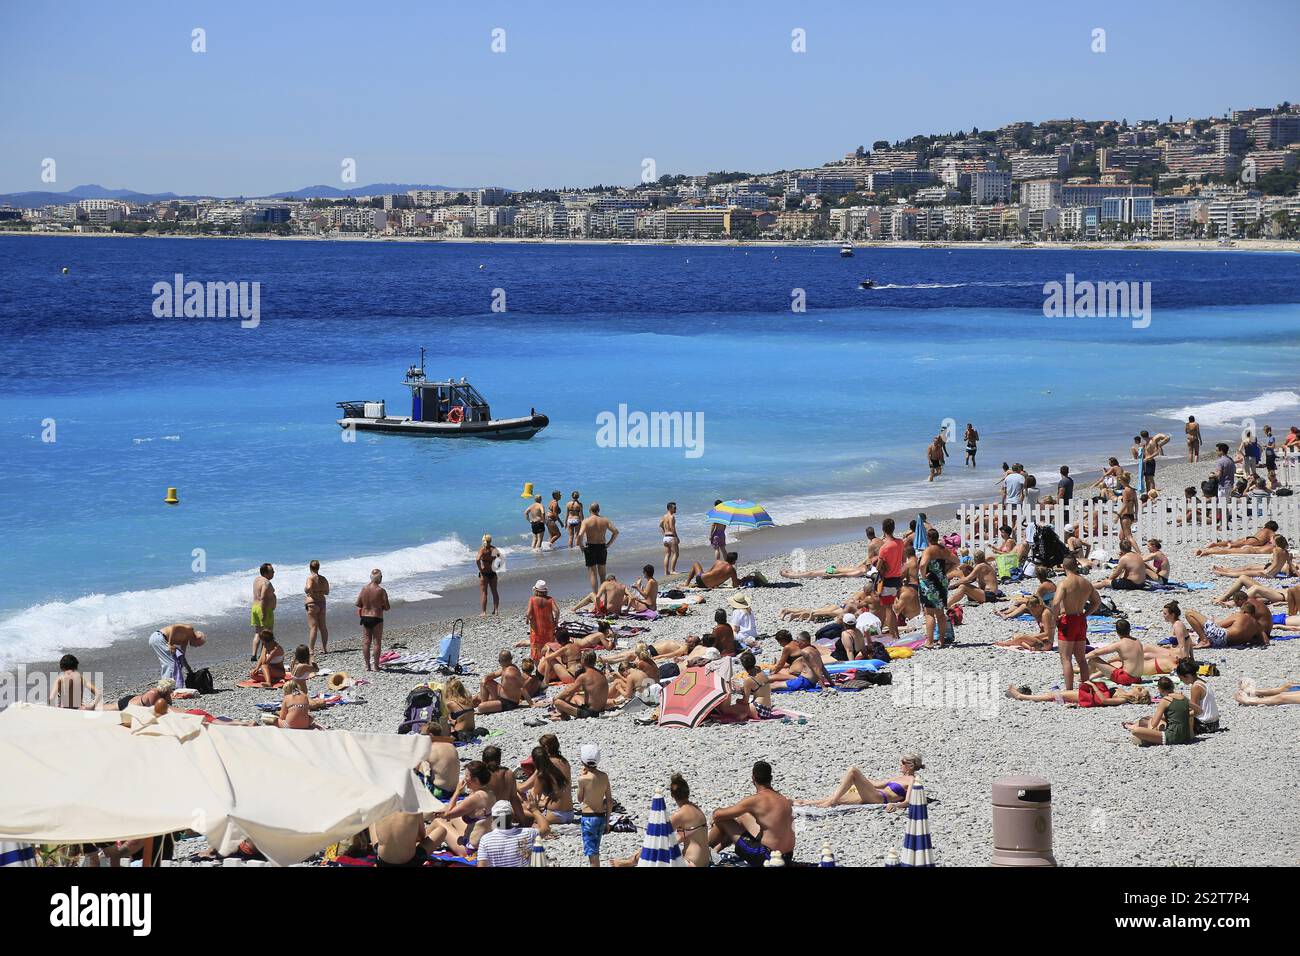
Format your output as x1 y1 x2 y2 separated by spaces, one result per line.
1010 153 1066 181
971 170 1012 204
1020 179 1062 210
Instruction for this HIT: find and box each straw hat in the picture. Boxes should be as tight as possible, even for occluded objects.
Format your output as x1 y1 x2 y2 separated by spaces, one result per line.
533 579 548 593
327 672 351 691
727 593 751 610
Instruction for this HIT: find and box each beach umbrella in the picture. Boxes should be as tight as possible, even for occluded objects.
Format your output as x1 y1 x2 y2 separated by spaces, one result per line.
899 781 935 866
912 512 928 553
820 842 836 867
706 499 775 529
658 668 728 729
636 789 684 867
884 848 900 867
530 836 548 868
1137 450 1147 496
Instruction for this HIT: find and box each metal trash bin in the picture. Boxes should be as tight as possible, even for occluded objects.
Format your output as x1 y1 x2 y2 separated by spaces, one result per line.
992 775 1057 866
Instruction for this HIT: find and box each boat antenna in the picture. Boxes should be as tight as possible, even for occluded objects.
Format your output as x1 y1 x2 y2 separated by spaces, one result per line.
419 346 426 373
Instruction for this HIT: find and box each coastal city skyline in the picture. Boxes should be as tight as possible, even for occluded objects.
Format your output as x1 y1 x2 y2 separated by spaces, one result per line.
3 1 1300 195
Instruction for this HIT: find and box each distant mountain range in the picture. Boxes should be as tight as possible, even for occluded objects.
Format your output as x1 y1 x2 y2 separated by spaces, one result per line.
0 183 502 208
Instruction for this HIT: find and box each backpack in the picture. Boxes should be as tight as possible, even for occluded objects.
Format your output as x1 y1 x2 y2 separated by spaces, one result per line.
397 684 445 735
184 663 214 695
1031 525 1068 568
814 621 842 643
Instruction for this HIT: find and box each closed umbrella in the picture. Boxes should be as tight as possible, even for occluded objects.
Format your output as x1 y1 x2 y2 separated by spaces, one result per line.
530 836 549 868
658 668 728 729
706 500 775 529
912 512 928 553
899 780 935 866
636 789 684 867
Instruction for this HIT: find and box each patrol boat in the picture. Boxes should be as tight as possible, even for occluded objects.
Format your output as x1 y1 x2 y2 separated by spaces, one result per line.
336 350 549 440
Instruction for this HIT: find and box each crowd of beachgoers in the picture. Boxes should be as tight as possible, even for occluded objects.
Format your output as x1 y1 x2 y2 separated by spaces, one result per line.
35 418 1300 867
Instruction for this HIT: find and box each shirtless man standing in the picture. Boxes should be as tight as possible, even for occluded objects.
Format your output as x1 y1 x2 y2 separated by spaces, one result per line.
147 623 206 684
660 502 680 576
1052 558 1101 691
553 652 610 719
1185 416 1202 463
709 761 796 866
525 495 546 551
355 569 391 671
545 491 564 547
579 504 619 594
251 563 276 661
304 560 330 654
684 552 741 590
476 650 531 714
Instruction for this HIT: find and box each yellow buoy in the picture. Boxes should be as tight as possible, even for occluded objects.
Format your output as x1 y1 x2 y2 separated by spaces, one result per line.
164 487 179 505
519 482 535 499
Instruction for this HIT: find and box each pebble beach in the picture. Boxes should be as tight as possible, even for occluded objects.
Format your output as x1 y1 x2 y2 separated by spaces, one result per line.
86 455 1299 867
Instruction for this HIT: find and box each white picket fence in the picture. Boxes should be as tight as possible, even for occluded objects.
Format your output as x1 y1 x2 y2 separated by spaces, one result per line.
957 495 1300 553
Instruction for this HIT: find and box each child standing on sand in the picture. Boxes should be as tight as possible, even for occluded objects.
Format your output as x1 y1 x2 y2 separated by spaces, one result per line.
576 744 612 867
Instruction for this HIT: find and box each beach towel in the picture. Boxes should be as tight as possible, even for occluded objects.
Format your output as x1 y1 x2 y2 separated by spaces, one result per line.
823 659 887 674
236 679 286 689
792 803 891 819
253 694 344 712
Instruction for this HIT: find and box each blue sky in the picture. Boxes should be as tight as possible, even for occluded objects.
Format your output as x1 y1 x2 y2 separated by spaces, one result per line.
1 0 1297 195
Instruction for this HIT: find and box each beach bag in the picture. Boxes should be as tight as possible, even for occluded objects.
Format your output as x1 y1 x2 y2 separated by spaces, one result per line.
941 532 961 553
1031 525 1067 568
184 663 214 696
397 684 445 735
435 619 464 671
994 553 1020 581
664 588 686 600
814 621 842 643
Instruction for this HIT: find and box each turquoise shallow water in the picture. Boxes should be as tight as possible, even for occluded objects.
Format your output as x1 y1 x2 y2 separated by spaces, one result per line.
2 235 1299 664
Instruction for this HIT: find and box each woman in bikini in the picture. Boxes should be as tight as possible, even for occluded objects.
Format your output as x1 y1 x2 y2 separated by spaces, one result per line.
994 595 1057 650
276 678 320 729
795 754 922 810
443 678 478 742
248 630 285 687
608 661 652 704
304 559 330 655
996 566 1056 619
669 774 711 866
1005 682 1151 707
1210 537 1295 579
520 745 574 833
566 492 584 549
1144 538 1170 584
425 761 495 858
477 534 501 617
546 491 564 547
1234 678 1300 706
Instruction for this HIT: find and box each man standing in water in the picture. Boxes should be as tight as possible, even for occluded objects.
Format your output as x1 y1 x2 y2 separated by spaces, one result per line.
660 502 680 576
579 503 618 594
709 761 796 866
251 563 276 662
524 495 546 551
545 491 564 547
927 433 946 481
963 423 979 468
1052 557 1100 691
305 560 330 655
356 568 391 672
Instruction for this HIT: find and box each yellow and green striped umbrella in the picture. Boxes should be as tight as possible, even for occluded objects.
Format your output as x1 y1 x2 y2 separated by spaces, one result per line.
706 499 775 529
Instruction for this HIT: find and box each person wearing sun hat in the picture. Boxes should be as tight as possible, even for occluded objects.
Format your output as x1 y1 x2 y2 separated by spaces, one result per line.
728 593 758 646
526 580 559 663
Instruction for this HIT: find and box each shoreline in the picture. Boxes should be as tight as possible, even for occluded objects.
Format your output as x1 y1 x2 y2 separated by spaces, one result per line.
4 229 1299 254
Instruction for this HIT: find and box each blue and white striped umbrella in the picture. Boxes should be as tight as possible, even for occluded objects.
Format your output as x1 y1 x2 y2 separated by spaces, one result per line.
819 843 836 867
899 781 935 866
530 836 548 868
636 789 684 867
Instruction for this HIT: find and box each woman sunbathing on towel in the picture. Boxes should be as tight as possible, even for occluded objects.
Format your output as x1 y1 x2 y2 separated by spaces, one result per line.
607 661 652 705
1210 538 1295 579
1213 577 1299 607
993 596 1055 650
425 761 495 859
1195 522 1280 556
1234 678 1300 706
602 639 689 666
794 754 922 810
247 630 285 687
1005 682 1151 707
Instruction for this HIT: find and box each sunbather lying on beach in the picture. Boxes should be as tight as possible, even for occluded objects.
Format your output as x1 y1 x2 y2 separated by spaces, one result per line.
685 553 741 589
993 596 1055 650
1005 682 1151 707
1195 522 1280 556
1185 607 1267 648
116 678 174 712
995 566 1057 619
602 638 690 665
607 661 652 705
794 754 921 809
1210 538 1295 579
1234 678 1300 706
780 558 877 580
1213 578 1299 607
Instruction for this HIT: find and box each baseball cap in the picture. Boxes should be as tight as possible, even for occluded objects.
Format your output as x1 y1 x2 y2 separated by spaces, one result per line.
491 799 513 818
580 744 600 766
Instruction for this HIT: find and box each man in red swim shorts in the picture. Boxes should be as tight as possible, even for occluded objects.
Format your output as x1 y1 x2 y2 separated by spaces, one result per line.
1052 558 1101 691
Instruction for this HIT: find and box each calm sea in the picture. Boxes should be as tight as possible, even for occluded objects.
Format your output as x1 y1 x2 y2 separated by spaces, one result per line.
2 235 1299 664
